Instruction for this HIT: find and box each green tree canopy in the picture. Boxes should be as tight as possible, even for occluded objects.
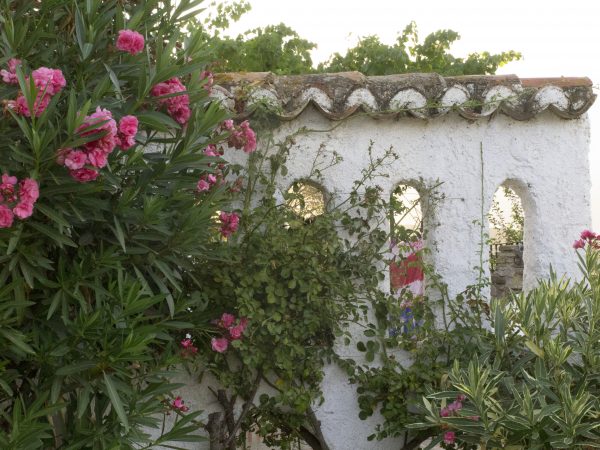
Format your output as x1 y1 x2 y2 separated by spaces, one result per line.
199 2 521 76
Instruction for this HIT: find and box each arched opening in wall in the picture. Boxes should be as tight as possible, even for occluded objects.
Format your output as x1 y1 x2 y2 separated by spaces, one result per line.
390 184 424 305
488 185 524 299
286 180 326 222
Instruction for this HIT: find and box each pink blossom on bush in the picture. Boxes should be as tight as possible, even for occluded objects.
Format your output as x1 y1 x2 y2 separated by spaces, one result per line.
117 115 138 150
171 396 189 412
222 119 234 130
31 67 66 95
19 178 39 204
204 144 219 157
70 168 99 183
581 230 597 240
226 120 257 153
116 29 145 55
211 337 229 353
80 107 118 154
0 204 14 228
229 323 246 340
180 338 198 357
197 179 210 192
0 58 21 84
196 174 217 192
150 77 191 125
0 175 39 225
13 201 33 219
64 150 87 170
10 94 51 117
219 211 240 238
87 148 108 168
219 313 236 329
574 229 599 250
443 431 456 445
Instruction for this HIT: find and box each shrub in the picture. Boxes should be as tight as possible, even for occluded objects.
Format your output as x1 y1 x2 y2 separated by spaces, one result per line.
411 232 600 449
0 1 253 447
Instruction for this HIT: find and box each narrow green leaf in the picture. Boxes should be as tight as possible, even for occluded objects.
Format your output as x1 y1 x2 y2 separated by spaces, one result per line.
103 372 129 430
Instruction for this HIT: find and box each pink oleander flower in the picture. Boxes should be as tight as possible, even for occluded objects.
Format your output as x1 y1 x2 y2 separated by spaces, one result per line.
13 201 33 219
440 407 450 418
447 400 462 412
573 239 585 249
117 115 138 150
222 119 234 130
87 148 108 168
1 58 21 84
456 394 466 402
1 174 17 186
227 120 257 153
197 179 210 192
70 168 99 183
204 144 219 157
211 337 229 353
196 174 218 192
18 179 39 204
116 29 145 55
11 94 51 117
31 67 66 96
150 77 191 125
219 211 240 238
229 317 249 340
581 230 597 240
180 338 198 357
0 204 14 228
171 396 189 412
64 150 87 170
200 70 214 93
219 313 236 329
79 107 118 154
443 431 456 445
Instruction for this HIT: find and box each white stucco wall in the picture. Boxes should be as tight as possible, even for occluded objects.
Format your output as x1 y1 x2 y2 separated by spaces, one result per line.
164 102 592 449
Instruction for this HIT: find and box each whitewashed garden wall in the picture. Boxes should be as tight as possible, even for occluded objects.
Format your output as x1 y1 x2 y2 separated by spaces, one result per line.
173 72 595 450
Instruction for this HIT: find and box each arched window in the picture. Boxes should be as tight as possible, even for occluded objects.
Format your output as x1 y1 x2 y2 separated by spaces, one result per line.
286 181 326 221
488 185 524 299
390 184 424 298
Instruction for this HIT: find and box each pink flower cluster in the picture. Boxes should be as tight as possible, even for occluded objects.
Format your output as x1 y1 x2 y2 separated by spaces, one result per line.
171 396 189 412
150 77 190 125
440 394 465 418
0 58 21 84
211 313 249 353
196 174 217 192
0 174 39 228
219 211 240 238
573 229 599 250
56 108 137 182
443 431 456 445
116 29 145 55
180 338 198 358
5 66 66 117
222 119 257 154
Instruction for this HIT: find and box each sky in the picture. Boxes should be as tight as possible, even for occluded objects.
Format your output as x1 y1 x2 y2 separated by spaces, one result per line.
221 0 600 228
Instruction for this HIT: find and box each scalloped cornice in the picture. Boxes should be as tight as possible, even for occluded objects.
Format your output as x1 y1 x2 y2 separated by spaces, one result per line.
211 72 595 121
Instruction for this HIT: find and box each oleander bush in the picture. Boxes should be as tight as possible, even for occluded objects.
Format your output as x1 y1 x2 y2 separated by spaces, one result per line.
408 233 600 450
0 1 257 448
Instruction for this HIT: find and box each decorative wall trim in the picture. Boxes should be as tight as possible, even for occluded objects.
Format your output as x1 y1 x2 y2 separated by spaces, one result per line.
212 72 596 121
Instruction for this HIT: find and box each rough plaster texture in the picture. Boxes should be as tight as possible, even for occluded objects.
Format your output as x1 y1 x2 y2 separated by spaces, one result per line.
167 74 594 450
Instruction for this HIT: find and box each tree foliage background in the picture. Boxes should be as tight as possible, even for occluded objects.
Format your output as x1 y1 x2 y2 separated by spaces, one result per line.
198 0 521 75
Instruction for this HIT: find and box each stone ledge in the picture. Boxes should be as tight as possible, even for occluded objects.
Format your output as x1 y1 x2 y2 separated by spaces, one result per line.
211 72 596 121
